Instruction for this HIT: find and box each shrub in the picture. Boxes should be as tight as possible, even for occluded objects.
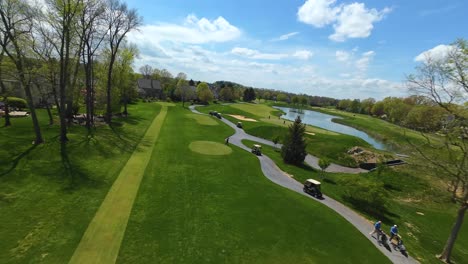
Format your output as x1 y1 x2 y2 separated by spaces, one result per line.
1 97 28 109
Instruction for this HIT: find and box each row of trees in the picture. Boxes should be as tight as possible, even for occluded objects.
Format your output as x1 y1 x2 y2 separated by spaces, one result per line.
337 95 461 133
0 0 141 144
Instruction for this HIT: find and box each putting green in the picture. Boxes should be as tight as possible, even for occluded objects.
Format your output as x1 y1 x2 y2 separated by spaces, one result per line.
189 141 232 155
68 106 168 264
186 114 218 126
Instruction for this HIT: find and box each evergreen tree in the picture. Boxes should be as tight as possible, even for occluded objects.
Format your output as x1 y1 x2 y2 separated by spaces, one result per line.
281 116 307 165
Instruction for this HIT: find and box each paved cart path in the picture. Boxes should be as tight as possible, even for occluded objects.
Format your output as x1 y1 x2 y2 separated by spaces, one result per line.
190 105 418 264
69 105 168 264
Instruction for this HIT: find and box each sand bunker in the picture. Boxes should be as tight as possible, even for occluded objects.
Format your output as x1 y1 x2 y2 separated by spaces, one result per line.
189 141 232 155
306 132 316 136
228 115 257 122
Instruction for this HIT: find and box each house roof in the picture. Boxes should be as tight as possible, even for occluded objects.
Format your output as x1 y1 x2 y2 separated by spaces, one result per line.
137 79 162 90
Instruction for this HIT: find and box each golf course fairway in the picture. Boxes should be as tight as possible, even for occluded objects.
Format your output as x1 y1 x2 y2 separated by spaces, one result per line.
68 104 170 264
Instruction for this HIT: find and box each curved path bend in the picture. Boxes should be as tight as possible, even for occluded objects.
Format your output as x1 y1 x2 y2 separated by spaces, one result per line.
190 105 418 264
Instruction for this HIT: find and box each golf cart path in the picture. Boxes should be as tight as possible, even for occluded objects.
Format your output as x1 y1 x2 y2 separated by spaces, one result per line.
190 105 418 264
69 105 169 264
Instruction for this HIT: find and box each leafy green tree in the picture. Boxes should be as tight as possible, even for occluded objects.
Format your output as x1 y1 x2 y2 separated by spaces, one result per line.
300 95 308 106
175 78 194 107
318 158 331 175
360 98 375 114
243 87 255 102
371 101 385 116
406 38 468 263
337 99 351 111
104 0 141 123
196 82 213 103
0 0 43 144
276 93 287 102
219 86 234 101
281 116 307 165
291 95 299 105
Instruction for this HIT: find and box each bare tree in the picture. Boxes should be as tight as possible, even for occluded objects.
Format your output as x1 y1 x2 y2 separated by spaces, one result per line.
139 64 153 79
39 0 84 143
78 0 106 132
104 0 141 123
407 39 468 263
0 0 43 143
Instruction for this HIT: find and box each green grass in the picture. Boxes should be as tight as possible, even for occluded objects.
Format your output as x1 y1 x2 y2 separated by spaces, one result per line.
189 141 232 155
116 104 390 264
243 139 468 264
0 102 161 263
69 104 169 264
197 103 370 167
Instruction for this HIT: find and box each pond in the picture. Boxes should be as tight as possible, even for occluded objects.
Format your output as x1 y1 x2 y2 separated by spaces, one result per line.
274 106 386 150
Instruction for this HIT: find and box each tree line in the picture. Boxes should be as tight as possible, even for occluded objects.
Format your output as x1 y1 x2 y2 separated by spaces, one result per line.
0 0 141 144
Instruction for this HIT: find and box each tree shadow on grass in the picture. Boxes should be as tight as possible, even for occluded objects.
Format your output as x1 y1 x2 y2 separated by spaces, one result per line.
60 142 105 192
343 196 400 223
0 144 37 177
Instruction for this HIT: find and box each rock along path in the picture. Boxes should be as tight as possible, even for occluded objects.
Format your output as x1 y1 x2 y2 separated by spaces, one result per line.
190 105 418 264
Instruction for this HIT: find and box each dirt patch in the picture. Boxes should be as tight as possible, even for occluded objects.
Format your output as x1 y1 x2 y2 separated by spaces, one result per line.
228 115 257 122
189 141 232 155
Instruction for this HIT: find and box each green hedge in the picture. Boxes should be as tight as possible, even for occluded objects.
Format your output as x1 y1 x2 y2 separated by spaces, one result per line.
0 97 28 109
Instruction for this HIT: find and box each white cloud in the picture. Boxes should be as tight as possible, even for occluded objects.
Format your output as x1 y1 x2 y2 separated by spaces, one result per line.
231 47 288 60
297 0 340 27
273 32 300 41
293 50 313 60
356 50 375 73
414 44 454 62
129 14 241 45
335 50 350 62
330 4 391 42
297 0 390 42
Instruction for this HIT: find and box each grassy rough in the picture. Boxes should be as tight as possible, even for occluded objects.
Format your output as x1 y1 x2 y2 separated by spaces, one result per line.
68 105 169 264
0 102 161 263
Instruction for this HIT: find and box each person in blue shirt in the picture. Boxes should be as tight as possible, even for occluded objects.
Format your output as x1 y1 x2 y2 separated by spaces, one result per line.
390 225 398 241
369 220 382 238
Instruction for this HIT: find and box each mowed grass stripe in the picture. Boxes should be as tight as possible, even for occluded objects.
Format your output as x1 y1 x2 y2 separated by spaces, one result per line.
68 105 168 264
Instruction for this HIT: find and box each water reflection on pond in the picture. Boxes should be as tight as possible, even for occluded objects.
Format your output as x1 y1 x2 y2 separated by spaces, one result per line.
274 106 386 150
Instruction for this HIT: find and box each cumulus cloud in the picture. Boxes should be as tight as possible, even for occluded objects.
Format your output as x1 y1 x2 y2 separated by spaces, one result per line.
414 44 454 62
293 50 313 60
297 0 390 41
231 47 288 60
330 4 391 42
128 14 241 45
297 0 340 27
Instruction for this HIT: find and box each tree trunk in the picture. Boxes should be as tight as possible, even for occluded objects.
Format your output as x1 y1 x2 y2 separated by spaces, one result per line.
46 104 53 125
23 82 43 144
105 56 115 124
4 99 11 127
438 201 467 263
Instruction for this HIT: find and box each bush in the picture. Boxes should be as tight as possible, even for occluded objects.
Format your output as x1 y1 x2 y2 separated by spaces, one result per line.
1 97 28 109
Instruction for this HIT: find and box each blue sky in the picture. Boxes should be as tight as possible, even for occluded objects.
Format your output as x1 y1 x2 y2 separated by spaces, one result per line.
126 0 467 100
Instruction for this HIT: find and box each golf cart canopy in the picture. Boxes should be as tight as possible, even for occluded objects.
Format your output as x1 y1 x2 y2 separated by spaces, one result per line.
253 144 261 148
305 179 321 185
